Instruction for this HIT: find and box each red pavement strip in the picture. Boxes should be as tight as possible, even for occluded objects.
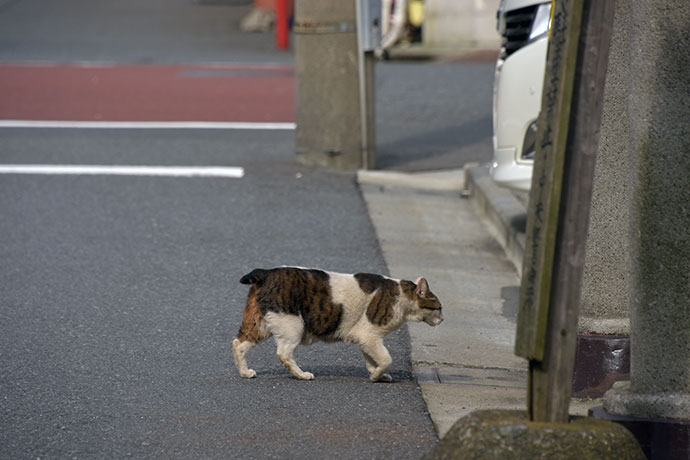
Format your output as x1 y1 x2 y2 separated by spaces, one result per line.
0 63 295 123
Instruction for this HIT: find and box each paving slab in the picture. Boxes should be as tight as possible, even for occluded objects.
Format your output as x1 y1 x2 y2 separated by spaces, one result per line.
416 366 527 437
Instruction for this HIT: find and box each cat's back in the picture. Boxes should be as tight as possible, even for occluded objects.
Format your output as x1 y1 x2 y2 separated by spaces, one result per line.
240 266 376 313
306 269 401 305
327 270 371 310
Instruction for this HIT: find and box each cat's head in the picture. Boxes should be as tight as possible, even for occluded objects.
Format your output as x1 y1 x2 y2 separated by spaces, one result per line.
407 278 443 326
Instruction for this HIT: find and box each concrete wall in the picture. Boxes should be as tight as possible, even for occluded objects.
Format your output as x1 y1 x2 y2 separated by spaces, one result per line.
578 0 632 336
423 0 501 50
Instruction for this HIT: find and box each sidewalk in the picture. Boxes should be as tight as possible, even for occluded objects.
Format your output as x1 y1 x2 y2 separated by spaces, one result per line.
358 165 598 438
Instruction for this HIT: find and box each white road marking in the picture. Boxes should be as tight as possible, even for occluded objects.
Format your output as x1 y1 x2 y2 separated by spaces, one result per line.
4 60 293 69
0 164 245 178
0 120 296 130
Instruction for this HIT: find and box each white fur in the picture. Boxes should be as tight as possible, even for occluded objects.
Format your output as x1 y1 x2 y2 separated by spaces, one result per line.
232 339 258 378
264 312 314 380
328 272 373 339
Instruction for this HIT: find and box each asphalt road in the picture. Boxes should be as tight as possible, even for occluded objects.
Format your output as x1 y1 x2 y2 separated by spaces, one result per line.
0 0 285 65
0 0 495 172
0 129 437 459
0 0 496 458
375 61 494 171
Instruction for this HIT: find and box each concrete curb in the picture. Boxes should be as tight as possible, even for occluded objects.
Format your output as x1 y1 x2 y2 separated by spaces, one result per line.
465 165 526 276
356 168 466 192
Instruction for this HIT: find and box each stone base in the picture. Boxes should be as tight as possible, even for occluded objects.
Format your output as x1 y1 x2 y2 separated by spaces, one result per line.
423 409 645 460
603 382 690 420
295 150 365 171
572 334 630 398
591 406 690 460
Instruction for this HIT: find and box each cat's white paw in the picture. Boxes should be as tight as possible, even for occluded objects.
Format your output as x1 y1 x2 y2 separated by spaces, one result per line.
241 369 257 378
298 372 315 380
371 373 393 382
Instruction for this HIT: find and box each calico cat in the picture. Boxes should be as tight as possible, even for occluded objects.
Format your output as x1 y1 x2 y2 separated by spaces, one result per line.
232 267 443 382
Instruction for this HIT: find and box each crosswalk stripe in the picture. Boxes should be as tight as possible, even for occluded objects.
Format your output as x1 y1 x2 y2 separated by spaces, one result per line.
0 164 245 178
0 120 295 130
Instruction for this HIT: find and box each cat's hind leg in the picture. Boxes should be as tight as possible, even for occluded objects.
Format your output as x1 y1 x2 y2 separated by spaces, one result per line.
359 339 393 382
233 339 259 378
265 312 314 380
233 288 270 378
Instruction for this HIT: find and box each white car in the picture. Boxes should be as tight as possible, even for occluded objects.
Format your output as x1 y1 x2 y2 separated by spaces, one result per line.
490 0 551 191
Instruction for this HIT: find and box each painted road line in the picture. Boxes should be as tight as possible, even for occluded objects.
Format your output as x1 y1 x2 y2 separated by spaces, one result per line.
0 165 245 178
0 120 295 130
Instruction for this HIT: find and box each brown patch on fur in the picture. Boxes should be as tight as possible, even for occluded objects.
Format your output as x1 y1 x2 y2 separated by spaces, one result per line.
300 269 342 337
237 286 270 343
401 280 417 301
251 267 343 338
418 293 442 310
355 273 400 327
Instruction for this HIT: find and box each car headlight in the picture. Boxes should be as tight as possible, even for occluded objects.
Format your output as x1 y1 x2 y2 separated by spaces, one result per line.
529 2 552 42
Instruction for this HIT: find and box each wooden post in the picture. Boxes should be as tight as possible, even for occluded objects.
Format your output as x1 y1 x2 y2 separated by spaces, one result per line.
515 0 616 422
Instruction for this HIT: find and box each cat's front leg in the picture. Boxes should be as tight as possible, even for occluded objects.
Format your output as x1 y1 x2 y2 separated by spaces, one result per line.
362 350 392 382
359 340 393 382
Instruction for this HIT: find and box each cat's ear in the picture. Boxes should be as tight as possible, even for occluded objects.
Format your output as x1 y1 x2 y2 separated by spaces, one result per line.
415 278 429 298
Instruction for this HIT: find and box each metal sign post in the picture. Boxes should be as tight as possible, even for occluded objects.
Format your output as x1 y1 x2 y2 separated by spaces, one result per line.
355 0 381 169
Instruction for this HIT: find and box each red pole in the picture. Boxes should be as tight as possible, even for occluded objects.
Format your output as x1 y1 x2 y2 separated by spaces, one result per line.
276 0 289 50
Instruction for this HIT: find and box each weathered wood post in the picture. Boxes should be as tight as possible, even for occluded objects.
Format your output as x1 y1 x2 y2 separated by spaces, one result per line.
515 0 616 422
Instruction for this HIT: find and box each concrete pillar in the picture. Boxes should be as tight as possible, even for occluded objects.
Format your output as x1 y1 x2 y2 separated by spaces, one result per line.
602 0 690 420
592 1 690 458
293 0 374 170
572 0 632 398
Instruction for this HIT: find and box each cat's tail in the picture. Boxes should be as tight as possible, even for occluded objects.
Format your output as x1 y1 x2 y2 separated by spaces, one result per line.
239 268 270 285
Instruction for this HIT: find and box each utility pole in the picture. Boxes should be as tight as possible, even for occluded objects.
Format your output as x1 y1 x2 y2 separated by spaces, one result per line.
293 0 378 170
